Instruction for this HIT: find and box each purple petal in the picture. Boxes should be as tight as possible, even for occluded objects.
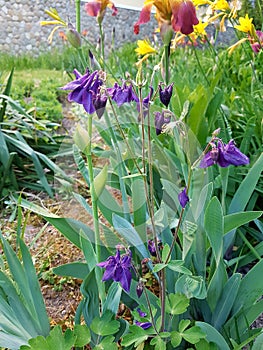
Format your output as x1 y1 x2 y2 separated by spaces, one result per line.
82 90 95 114
222 140 249 166
119 268 132 292
135 321 152 329
137 308 147 317
199 151 215 168
178 188 189 208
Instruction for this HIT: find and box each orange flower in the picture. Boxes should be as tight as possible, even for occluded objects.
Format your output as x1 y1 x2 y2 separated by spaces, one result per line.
134 0 198 37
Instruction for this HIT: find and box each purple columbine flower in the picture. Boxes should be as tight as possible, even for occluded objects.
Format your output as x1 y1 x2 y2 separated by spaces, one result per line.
107 82 137 107
154 111 171 135
60 69 103 114
135 321 152 330
97 249 132 292
200 139 249 168
92 92 107 119
178 187 189 208
159 83 174 107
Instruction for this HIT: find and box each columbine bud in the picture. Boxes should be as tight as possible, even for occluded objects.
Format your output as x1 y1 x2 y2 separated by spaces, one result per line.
159 83 174 107
136 281 144 298
66 23 81 48
178 187 189 208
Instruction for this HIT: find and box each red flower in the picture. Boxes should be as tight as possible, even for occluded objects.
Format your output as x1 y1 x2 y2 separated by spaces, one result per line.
134 0 198 36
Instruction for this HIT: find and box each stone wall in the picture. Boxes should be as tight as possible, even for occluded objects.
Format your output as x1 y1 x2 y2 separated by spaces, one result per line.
0 0 154 56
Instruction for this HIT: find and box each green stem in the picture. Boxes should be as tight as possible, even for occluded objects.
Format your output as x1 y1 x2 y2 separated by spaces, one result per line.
75 0 81 33
98 21 105 69
164 44 170 85
86 114 105 302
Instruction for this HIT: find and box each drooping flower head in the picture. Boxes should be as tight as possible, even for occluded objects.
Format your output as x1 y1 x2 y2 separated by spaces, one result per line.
200 139 249 168
154 111 171 135
159 82 174 107
97 248 132 292
178 187 189 208
60 69 107 116
134 0 199 38
107 82 138 107
84 0 117 23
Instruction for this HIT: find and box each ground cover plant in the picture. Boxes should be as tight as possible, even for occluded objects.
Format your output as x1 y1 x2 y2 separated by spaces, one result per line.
0 0 263 349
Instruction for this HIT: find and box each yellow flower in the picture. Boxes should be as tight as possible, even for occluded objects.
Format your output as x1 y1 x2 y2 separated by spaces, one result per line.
212 0 230 11
40 8 67 43
135 39 157 56
194 21 208 36
235 14 253 35
192 0 212 7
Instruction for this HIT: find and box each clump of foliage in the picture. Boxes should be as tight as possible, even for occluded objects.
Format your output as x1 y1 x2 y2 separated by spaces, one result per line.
0 1 262 350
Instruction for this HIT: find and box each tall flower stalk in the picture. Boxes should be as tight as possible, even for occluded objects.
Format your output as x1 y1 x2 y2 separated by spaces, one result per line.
75 0 81 33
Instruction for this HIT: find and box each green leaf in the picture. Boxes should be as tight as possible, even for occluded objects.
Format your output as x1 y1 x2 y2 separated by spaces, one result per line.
170 331 182 348
182 326 206 344
153 263 167 273
102 283 122 315
252 332 263 350
211 273 241 330
150 336 166 350
90 311 120 336
46 326 75 350
112 214 150 260
166 293 190 315
19 238 50 335
73 324 91 347
0 68 14 122
232 259 263 315
225 153 263 251
94 164 108 201
224 211 262 234
93 336 118 350
207 259 227 312
175 275 207 299
179 319 191 333
204 197 223 266
121 325 150 347
20 335 49 350
195 322 231 350
81 270 100 327
161 243 171 263
53 262 89 279
132 178 147 241
0 232 50 338
167 260 192 275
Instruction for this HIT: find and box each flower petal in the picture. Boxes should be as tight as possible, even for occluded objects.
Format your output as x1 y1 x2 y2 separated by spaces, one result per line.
134 3 153 34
